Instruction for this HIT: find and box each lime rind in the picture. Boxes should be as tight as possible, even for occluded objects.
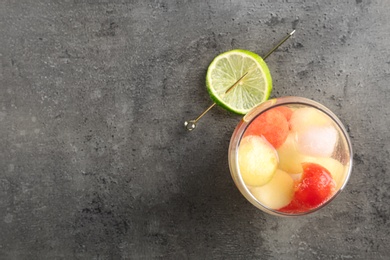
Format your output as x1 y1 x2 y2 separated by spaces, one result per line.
206 49 272 115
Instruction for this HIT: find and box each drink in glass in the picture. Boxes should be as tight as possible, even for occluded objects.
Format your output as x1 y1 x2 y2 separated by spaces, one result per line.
228 97 353 216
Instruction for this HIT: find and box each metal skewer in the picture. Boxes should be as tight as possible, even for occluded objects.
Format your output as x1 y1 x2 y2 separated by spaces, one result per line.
184 30 296 131
184 72 248 131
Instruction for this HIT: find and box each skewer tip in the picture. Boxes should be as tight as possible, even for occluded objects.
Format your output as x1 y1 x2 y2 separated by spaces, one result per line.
290 30 296 36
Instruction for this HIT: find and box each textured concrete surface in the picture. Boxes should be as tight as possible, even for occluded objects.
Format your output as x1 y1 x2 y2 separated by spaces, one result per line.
1 0 389 259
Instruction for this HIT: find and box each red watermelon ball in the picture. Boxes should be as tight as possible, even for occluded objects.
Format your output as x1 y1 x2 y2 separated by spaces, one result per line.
278 197 309 214
274 106 293 121
279 162 336 214
294 162 336 208
244 108 289 149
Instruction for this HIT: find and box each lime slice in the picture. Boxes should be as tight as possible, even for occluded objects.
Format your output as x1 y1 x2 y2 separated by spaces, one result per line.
206 49 272 115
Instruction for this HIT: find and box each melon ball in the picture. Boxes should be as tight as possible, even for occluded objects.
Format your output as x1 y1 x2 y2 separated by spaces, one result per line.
250 169 294 209
290 107 332 132
277 133 304 174
238 135 278 186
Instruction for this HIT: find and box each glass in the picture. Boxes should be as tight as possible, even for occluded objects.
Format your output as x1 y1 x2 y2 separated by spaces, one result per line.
228 97 353 216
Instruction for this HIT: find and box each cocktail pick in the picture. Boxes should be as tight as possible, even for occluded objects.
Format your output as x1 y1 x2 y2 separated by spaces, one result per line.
184 30 295 131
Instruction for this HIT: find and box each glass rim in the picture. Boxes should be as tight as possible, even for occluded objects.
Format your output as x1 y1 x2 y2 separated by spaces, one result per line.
228 96 353 217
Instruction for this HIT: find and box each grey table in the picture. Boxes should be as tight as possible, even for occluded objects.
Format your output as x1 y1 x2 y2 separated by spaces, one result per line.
1 0 389 259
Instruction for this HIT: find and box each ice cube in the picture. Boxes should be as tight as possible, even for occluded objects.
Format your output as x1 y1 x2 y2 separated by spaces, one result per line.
297 126 338 157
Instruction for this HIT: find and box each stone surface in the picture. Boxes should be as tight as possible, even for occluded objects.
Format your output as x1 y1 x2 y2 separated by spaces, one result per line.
1 0 389 259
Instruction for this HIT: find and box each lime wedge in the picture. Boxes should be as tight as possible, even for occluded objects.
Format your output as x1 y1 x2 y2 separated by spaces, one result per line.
206 49 272 115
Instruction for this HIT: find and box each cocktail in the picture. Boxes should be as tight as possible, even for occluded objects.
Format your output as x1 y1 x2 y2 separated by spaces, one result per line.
228 97 352 216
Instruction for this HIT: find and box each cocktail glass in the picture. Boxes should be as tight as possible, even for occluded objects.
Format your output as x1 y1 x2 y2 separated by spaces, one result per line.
228 96 353 216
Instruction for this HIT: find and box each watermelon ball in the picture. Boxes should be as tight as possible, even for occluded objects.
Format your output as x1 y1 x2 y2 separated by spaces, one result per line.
295 162 336 208
244 108 289 149
274 106 293 121
279 162 336 213
278 197 309 214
